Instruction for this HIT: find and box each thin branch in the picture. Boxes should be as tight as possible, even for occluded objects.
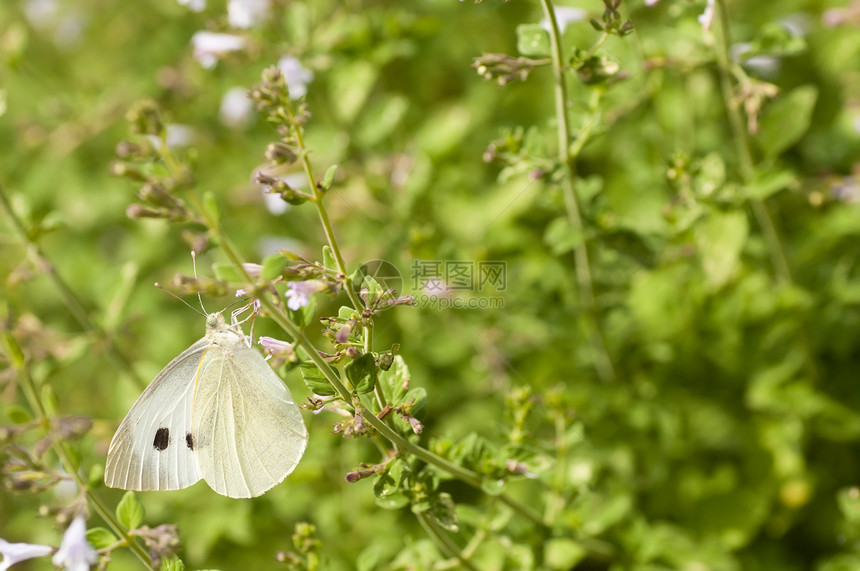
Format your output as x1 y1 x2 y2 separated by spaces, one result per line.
416 512 480 571
0 182 147 390
540 0 616 382
1 333 154 569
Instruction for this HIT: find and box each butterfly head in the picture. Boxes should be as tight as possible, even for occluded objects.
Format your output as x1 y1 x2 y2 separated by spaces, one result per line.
205 312 228 332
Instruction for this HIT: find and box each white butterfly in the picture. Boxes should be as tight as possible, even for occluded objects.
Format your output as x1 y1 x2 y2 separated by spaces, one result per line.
105 312 308 498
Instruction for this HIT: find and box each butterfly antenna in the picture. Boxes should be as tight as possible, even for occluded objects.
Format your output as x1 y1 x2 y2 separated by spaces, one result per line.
154 283 206 317
191 250 208 314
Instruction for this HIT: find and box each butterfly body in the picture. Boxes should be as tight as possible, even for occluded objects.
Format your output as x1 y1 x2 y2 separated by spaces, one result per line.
105 313 308 498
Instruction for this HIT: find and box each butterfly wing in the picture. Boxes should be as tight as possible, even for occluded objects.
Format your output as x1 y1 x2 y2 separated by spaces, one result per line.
104 338 209 492
192 341 308 498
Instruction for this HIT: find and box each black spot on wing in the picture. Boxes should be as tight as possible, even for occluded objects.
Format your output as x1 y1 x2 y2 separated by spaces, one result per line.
186 432 194 450
153 427 170 451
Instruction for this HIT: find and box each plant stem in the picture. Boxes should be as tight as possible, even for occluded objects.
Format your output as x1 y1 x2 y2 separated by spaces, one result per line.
186 190 545 528
712 0 820 382
289 112 367 311
416 512 480 571
712 0 792 284
287 110 391 412
540 0 616 382
1 333 154 569
0 182 146 390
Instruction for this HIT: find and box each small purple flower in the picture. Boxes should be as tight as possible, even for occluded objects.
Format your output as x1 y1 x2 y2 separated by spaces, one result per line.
228 0 270 29
698 0 715 31
0 538 53 571
285 280 325 310
144 124 195 151
277 56 314 99
540 6 587 33
220 87 253 128
335 323 352 344
259 336 292 354
240 263 263 277
52 517 97 571
177 0 206 12
191 32 247 69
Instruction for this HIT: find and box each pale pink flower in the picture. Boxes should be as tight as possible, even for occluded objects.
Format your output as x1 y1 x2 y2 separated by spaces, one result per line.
228 0 270 29
698 0 715 30
277 56 314 99
191 32 246 69
219 87 253 128
240 263 263 277
285 280 326 310
177 0 206 12
52 517 97 571
0 538 53 571
540 6 587 33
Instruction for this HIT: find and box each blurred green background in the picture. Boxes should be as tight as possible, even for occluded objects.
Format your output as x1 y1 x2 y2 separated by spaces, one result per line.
2 0 860 569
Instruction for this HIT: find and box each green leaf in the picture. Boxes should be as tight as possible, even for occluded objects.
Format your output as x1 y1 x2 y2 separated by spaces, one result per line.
818 554 860 571
602 229 655 267
322 245 337 271
41 384 58 418
747 167 797 201
403 387 427 418
338 306 360 321
544 538 587 570
627 265 695 340
87 527 118 550
261 252 289 281
575 175 603 205
289 292 319 329
299 362 337 396
355 95 409 147
202 191 221 222
6 405 32 424
746 22 807 58
361 275 383 304
449 432 499 478
426 492 459 532
330 60 377 123
88 464 104 488
211 262 242 283
415 104 472 158
116 491 144 529
345 353 377 394
516 24 551 57
373 459 411 509
544 216 583 255
755 85 818 159
377 356 410 403
160 556 186 571
375 490 410 510
357 544 384 571
322 165 338 191
0 332 25 368
480 477 506 496
837 487 860 524
694 210 749 290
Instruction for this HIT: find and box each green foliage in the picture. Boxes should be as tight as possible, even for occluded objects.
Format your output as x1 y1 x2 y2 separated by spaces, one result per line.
1 0 860 570
344 353 377 394
117 491 145 530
